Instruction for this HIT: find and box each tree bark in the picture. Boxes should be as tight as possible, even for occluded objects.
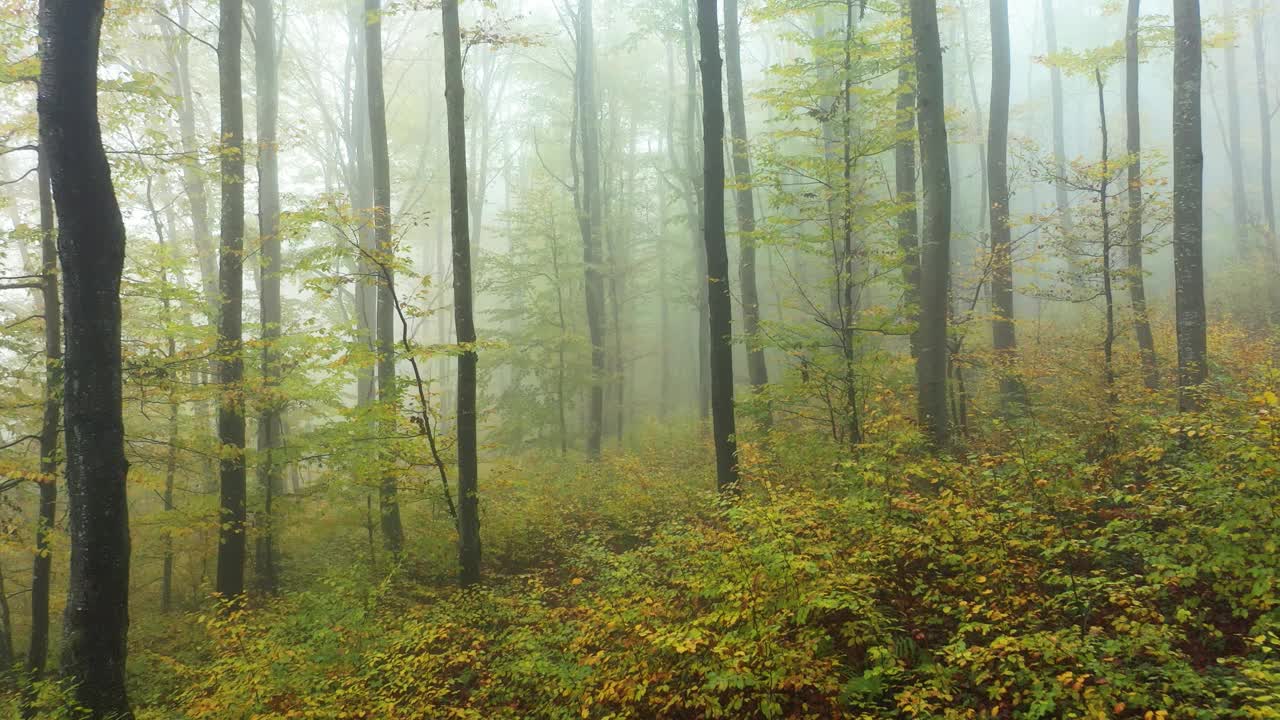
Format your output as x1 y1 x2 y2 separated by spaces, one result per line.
697 0 740 491
442 0 481 586
724 0 767 393
38 0 133 714
988 0 1021 406
255 0 281 593
215 0 247 603
911 0 951 450
1126 0 1160 390
575 0 607 456
1173 0 1208 411
365 0 403 555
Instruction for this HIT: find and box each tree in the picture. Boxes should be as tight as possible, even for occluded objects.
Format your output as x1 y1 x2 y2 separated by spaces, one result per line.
442 0 481 586
26 145 58 685
1042 0 1073 239
1251 0 1277 317
697 0 739 491
1173 0 1207 411
1126 0 1159 390
724 0 768 395
896 0 919 360
255 0 282 594
574 0 607 456
215 0 248 603
365 0 403 555
1221 0 1249 256
987 0 1021 407
38 0 133 715
910 0 950 449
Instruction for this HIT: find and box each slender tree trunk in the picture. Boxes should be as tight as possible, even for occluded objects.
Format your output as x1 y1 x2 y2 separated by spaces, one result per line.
1097 70 1118 414
724 0 768 394
911 0 951 450
442 0 481 586
1222 0 1251 256
254 0 281 594
959 2 988 236
27 145 59 683
215 0 247 604
576 0 608 456
684 0 711 422
145 178 179 615
1043 0 1073 237
163 0 218 316
1126 0 1160 390
896 3 920 359
988 0 1021 406
365 0 403 555
38 1 133 714
1251 0 1279 319
697 0 740 491
1173 0 1208 411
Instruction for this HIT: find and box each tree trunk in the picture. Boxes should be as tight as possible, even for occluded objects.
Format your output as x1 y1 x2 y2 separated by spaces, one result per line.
911 0 951 450
254 0 282 594
697 0 740 491
1043 0 1074 237
896 3 920 360
683 0 711 422
1222 0 1250 256
1251 0 1279 318
27 144 59 682
1097 69 1118 416
988 0 1021 407
215 0 247 603
1126 0 1160 390
1173 0 1208 411
576 0 608 456
442 0 481 586
162 0 218 317
365 0 403 555
38 1 133 714
724 0 768 393
959 2 988 236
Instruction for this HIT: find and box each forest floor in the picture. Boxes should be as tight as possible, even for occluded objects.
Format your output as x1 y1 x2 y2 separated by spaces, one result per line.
10 389 1280 719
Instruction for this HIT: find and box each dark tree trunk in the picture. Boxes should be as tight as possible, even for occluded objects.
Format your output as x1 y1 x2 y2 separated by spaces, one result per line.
697 0 741 491
38 1 133 715
988 0 1022 406
215 0 247 603
1222 0 1250 256
575 0 607 456
1097 69 1118 415
911 0 951 450
724 0 767 394
442 0 481 586
1173 0 1208 411
255 0 282 593
896 3 919 359
1043 0 1073 236
365 0 403 555
27 144 59 683
1126 0 1160 390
